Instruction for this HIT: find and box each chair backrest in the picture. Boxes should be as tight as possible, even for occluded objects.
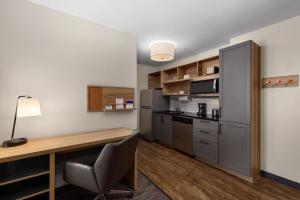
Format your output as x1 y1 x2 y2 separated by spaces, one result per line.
93 132 139 193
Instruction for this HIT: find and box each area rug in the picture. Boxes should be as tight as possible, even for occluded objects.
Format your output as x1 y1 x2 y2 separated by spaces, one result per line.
56 170 170 200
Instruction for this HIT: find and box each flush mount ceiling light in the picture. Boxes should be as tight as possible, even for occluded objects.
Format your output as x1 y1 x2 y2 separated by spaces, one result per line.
150 42 175 62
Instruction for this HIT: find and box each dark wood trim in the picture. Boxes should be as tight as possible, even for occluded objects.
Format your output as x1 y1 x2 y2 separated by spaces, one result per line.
261 170 300 190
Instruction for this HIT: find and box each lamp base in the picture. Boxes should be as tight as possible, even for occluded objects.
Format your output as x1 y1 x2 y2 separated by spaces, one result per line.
2 138 28 148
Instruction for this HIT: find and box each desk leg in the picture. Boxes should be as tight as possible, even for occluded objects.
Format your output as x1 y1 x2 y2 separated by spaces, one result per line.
50 153 55 200
125 151 137 190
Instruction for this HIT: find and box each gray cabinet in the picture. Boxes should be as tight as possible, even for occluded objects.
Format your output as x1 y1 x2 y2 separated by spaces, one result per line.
154 113 172 146
219 122 250 176
219 40 260 181
220 41 251 124
193 119 219 165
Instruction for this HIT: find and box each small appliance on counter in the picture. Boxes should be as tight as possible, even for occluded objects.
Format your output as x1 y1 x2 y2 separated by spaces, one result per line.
212 108 220 119
197 103 207 116
206 66 219 75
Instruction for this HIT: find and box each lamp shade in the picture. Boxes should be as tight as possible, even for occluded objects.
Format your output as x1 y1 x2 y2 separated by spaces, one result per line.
17 98 41 118
150 42 175 62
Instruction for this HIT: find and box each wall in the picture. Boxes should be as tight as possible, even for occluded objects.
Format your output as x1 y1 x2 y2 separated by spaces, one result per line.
230 15 300 183
137 64 158 129
0 0 137 143
153 15 300 183
169 98 219 114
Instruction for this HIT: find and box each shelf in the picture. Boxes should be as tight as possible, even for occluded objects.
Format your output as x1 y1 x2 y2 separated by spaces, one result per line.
162 78 192 84
0 175 49 200
148 71 161 89
88 86 135 112
104 108 136 112
0 171 49 187
162 93 189 96
0 155 49 186
192 74 219 82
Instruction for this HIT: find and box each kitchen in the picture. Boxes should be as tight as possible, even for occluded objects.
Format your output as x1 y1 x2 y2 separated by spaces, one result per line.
140 40 260 182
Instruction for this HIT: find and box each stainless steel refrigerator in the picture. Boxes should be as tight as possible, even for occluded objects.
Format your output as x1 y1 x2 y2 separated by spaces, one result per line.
140 89 169 141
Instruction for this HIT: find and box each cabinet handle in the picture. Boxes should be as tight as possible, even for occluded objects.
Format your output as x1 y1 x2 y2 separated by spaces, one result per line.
200 131 210 134
199 120 209 124
199 140 210 145
161 116 164 123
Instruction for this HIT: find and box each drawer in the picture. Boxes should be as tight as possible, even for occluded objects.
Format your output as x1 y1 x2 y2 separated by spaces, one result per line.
193 128 218 143
193 137 218 164
193 119 219 132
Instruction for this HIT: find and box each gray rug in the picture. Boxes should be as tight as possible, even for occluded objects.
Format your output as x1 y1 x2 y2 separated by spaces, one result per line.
56 171 170 200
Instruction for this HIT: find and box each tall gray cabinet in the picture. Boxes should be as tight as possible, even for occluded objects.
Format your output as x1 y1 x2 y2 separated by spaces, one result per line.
219 41 260 182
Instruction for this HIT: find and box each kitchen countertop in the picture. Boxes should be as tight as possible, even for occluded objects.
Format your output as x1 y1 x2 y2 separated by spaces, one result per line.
154 111 219 121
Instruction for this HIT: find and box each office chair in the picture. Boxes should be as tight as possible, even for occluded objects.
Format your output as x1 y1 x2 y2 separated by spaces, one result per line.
63 132 139 200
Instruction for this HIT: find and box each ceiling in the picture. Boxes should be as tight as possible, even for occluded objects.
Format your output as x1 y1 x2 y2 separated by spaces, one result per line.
28 0 300 66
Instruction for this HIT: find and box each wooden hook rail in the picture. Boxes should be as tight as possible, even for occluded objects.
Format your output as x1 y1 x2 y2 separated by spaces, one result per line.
262 75 299 88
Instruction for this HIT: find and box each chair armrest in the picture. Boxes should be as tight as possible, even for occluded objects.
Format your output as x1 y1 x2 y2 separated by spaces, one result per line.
63 161 99 193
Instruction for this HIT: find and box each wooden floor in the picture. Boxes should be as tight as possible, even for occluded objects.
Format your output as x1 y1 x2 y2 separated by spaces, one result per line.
137 139 300 200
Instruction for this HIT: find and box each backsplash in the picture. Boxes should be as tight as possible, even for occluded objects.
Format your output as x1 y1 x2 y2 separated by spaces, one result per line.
169 97 219 114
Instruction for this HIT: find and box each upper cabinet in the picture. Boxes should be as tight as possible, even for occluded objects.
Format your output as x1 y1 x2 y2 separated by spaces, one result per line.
220 41 251 124
148 56 220 96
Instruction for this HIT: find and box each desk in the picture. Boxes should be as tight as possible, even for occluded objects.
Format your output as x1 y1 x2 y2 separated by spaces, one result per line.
0 128 136 200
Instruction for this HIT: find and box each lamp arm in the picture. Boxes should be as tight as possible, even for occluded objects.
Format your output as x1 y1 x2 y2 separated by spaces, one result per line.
11 95 31 140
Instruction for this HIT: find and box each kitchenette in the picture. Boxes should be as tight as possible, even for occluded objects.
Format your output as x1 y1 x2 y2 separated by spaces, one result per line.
140 40 261 183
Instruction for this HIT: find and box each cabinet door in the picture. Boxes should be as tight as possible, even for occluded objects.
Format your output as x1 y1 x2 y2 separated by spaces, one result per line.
154 114 172 146
154 114 162 141
219 122 250 176
161 114 172 146
220 41 251 124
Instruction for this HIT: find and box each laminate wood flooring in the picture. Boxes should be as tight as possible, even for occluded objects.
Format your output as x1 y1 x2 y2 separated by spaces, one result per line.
137 139 300 200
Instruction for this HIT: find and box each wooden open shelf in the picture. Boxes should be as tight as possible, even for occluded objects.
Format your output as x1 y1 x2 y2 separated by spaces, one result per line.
0 155 49 187
198 56 219 76
178 62 198 79
148 71 162 89
152 56 219 96
88 86 135 112
162 67 178 83
0 174 49 200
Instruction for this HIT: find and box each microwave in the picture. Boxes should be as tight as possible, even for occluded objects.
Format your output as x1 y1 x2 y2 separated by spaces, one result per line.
190 79 219 94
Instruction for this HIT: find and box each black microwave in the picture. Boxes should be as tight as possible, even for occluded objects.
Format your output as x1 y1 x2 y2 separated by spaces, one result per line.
190 79 219 94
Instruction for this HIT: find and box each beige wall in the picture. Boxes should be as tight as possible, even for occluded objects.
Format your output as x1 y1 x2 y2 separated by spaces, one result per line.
149 15 300 182
0 0 137 143
137 64 158 129
230 15 300 183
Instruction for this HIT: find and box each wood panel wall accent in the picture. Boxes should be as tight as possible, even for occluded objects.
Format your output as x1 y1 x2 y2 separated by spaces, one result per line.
262 75 299 88
148 71 162 89
88 86 135 112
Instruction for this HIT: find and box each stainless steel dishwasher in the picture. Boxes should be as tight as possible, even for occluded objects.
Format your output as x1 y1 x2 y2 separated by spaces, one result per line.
172 116 193 155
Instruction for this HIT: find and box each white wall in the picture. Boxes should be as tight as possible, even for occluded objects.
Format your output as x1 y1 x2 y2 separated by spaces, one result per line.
230 15 300 183
151 15 300 183
0 0 137 143
137 64 158 129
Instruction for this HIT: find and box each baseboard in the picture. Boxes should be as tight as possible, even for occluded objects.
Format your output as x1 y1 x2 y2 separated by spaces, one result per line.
261 170 300 190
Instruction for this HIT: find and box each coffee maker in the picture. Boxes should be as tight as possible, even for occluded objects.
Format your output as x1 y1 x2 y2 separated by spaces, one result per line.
197 103 207 116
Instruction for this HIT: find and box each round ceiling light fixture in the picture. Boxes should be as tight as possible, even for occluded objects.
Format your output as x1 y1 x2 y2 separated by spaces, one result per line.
150 42 175 62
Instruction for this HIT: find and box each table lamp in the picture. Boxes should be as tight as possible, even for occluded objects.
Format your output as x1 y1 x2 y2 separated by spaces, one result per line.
2 96 41 148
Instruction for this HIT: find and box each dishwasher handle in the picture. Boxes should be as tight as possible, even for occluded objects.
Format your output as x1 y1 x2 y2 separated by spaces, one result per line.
172 116 193 124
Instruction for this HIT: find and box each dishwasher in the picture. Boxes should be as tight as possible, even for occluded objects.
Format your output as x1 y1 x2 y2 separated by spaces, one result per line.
172 116 193 155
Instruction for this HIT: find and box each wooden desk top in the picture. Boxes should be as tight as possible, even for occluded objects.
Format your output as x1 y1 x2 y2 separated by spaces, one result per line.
0 128 132 163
